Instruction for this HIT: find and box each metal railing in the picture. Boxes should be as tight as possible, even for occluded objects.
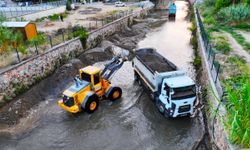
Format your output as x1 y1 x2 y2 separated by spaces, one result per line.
195 8 223 97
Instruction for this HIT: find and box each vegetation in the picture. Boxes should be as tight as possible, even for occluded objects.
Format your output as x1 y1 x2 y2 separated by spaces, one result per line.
220 26 250 52
211 34 232 54
190 11 201 69
0 17 26 62
198 0 250 148
224 56 250 147
72 25 89 47
218 5 250 25
35 11 69 22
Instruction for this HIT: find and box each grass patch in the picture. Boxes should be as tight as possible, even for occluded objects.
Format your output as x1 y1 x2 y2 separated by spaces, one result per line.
210 34 232 54
223 55 250 148
190 10 202 69
35 11 69 22
233 24 250 32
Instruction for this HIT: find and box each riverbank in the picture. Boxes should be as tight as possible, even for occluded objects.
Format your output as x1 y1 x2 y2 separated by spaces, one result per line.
196 1 250 148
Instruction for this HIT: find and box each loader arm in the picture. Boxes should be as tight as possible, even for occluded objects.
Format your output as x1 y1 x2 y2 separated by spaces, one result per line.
101 56 126 80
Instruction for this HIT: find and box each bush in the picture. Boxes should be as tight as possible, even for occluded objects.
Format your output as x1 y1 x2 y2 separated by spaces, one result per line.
218 4 250 25
243 0 250 4
48 14 60 21
215 0 231 10
203 16 217 25
72 26 88 47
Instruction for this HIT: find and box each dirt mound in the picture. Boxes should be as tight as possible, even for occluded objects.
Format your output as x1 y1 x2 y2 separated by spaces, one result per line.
139 54 176 72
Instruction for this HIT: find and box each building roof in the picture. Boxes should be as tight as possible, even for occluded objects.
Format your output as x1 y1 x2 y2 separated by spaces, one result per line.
1 21 30 28
81 66 101 75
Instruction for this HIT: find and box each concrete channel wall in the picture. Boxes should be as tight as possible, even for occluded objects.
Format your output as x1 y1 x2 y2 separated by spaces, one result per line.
0 9 148 104
194 8 234 150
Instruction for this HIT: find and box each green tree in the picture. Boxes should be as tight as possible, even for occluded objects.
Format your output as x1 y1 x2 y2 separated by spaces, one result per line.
66 0 72 11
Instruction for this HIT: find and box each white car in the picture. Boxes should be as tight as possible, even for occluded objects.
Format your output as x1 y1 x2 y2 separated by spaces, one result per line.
115 1 126 7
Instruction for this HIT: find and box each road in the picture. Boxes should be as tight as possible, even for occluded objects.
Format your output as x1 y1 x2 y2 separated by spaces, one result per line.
0 1 204 149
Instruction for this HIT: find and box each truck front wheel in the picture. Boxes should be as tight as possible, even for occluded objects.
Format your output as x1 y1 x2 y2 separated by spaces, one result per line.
108 87 122 101
84 95 99 113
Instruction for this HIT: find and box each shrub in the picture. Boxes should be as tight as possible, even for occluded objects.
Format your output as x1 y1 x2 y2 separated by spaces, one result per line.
243 0 250 4
203 16 217 25
72 26 89 47
218 4 250 25
48 14 60 21
215 0 231 10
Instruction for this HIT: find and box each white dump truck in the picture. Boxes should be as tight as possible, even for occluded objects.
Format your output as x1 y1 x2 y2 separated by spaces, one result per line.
132 48 197 118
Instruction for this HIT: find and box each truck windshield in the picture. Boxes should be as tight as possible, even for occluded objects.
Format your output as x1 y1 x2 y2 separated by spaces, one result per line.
81 72 91 83
63 95 74 107
172 85 196 100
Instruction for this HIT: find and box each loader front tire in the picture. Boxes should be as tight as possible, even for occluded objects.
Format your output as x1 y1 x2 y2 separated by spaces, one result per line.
108 87 122 101
85 95 99 113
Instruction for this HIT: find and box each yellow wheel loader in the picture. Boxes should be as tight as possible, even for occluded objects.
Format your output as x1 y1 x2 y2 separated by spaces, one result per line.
58 56 126 113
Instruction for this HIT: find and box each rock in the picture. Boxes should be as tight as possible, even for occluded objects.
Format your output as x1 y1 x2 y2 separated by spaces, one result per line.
85 47 105 54
100 40 113 51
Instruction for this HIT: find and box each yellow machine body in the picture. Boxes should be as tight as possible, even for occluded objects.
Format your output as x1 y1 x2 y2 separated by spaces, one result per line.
58 66 115 113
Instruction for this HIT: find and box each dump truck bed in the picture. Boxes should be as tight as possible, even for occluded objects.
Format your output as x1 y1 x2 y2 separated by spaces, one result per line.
135 48 177 73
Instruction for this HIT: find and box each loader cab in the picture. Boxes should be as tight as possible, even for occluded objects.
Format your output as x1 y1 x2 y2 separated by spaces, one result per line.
80 66 102 92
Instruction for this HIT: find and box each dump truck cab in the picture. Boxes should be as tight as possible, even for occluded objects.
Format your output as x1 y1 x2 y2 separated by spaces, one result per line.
58 57 125 114
158 75 196 117
168 2 176 17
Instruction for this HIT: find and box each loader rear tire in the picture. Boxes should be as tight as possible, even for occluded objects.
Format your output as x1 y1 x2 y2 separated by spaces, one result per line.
85 95 99 114
108 87 122 101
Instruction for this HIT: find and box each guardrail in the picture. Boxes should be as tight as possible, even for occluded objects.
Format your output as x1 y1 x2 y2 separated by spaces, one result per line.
195 8 224 98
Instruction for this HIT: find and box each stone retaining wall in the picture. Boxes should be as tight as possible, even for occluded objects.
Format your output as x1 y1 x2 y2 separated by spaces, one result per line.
0 9 148 104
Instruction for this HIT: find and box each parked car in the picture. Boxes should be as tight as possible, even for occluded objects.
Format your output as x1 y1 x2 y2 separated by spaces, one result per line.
18 2 26 6
0 1 7 7
115 1 126 7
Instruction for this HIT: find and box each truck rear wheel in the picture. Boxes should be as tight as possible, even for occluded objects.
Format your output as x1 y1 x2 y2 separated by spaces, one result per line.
108 87 122 101
85 95 99 113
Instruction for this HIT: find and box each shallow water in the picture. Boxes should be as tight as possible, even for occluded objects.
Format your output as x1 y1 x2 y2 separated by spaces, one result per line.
0 1 203 150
